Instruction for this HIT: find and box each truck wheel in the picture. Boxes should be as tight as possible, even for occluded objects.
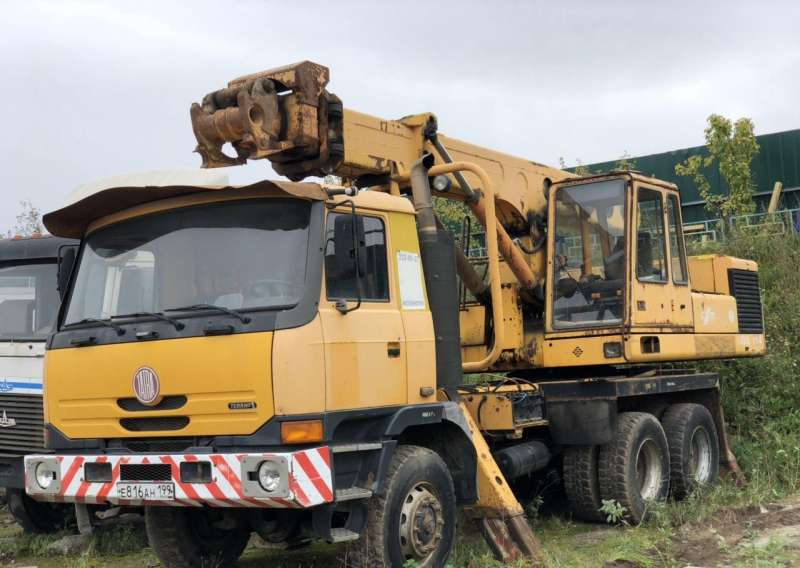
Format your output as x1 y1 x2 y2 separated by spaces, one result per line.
144 506 250 568
661 403 719 500
353 445 456 568
7 488 75 533
599 412 670 524
563 446 604 522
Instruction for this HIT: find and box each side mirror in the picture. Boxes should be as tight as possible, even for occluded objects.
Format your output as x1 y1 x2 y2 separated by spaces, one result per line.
57 245 78 300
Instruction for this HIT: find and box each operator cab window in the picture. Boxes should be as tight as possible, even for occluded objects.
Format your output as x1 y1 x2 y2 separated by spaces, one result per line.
552 179 625 329
636 188 668 283
325 212 389 301
667 194 688 284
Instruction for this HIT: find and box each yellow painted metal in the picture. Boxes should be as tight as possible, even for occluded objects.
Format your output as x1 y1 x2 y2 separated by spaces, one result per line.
404 162 505 372
688 254 758 295
454 398 542 561
624 332 765 361
386 211 437 405
461 386 546 433
319 207 408 411
386 159 509 370
44 332 274 439
692 293 739 334
272 316 326 415
543 334 626 367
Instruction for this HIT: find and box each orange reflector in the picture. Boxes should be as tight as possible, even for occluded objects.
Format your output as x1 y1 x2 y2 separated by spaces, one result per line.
281 420 323 444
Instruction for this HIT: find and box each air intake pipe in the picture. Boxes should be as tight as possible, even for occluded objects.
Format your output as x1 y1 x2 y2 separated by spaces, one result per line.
410 154 462 390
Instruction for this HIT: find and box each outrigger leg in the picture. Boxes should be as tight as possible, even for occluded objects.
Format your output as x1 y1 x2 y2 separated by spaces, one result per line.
457 401 542 562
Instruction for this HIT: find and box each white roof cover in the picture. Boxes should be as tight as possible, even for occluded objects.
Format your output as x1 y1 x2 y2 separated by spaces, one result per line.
63 170 230 208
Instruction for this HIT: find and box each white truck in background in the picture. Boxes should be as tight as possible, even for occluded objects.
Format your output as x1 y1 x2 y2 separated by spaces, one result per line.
0 235 76 532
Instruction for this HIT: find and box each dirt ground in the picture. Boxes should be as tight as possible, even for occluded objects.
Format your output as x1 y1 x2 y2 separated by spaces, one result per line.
1 497 800 567
666 496 800 567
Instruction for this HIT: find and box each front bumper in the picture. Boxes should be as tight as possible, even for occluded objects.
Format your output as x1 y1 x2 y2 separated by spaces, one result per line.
24 447 332 509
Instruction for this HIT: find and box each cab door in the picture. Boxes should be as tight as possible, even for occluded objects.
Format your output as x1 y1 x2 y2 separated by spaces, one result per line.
665 192 693 328
319 209 408 411
631 185 672 326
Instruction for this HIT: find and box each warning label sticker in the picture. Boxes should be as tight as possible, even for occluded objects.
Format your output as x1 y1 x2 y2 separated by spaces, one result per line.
397 251 425 310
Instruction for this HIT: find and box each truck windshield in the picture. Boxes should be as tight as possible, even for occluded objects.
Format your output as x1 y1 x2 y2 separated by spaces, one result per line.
552 179 625 329
63 198 311 326
0 262 59 341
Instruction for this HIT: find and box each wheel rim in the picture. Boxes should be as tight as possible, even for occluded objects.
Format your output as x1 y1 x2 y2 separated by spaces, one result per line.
399 481 445 566
635 439 663 501
688 425 712 484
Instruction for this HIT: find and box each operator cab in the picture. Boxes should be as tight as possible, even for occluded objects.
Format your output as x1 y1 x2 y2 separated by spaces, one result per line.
546 171 691 335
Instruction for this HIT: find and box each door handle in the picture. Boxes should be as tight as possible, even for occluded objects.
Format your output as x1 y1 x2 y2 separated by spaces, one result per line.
387 342 401 358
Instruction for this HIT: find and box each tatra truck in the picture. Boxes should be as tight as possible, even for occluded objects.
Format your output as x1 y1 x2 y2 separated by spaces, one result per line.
25 62 764 567
0 235 76 532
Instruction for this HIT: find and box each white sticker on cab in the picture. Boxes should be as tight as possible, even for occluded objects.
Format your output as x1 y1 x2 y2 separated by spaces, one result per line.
397 251 426 310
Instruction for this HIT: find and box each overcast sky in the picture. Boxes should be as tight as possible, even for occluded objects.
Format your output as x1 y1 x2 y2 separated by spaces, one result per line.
2 0 799 232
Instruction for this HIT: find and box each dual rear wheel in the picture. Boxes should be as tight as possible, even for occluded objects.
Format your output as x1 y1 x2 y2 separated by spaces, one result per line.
564 403 719 524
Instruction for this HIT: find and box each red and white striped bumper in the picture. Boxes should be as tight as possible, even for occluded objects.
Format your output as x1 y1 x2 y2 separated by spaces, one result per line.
24 447 333 509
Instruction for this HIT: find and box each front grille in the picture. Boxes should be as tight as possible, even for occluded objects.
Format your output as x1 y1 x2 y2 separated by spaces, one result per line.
0 394 45 453
120 417 190 432
117 396 187 412
728 269 764 333
119 463 172 481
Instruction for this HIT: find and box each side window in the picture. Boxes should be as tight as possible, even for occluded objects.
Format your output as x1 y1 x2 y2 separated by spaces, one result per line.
325 212 389 301
667 194 688 284
636 188 667 282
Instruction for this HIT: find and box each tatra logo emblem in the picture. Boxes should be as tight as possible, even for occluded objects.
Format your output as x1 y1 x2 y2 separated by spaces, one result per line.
0 410 16 428
133 367 161 406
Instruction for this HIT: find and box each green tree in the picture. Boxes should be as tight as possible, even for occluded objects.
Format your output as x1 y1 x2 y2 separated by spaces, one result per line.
675 114 759 227
11 200 44 237
614 151 637 172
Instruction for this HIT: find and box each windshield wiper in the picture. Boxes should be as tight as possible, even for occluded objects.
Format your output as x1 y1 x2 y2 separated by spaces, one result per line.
165 304 251 324
111 312 185 331
62 318 126 336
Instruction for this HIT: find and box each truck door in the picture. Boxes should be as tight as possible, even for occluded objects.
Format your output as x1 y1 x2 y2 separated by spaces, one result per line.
631 185 671 326
320 210 408 411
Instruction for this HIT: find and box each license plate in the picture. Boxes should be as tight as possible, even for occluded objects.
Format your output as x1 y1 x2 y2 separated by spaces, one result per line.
116 482 175 501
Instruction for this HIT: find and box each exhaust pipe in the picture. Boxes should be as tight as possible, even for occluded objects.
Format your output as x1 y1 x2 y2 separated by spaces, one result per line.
409 155 462 390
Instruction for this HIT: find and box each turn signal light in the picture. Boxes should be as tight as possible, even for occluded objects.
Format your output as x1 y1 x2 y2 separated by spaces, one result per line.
281 420 323 444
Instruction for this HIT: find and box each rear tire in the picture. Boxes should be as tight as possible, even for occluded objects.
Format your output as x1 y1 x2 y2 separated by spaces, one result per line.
352 445 456 568
7 489 75 533
599 412 670 524
563 446 604 522
661 403 719 500
144 506 250 568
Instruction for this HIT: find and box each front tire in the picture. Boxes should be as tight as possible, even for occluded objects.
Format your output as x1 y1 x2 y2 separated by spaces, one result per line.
353 445 456 568
144 506 250 568
599 412 670 524
661 403 719 500
7 488 75 533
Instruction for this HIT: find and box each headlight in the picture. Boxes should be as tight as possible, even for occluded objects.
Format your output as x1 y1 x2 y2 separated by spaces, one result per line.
257 461 281 492
35 462 57 490
432 174 452 192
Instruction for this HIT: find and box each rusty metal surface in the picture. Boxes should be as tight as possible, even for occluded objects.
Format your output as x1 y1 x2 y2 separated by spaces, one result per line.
190 61 342 178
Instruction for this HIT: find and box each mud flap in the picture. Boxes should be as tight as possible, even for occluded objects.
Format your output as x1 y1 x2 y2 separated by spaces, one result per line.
456 401 542 562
